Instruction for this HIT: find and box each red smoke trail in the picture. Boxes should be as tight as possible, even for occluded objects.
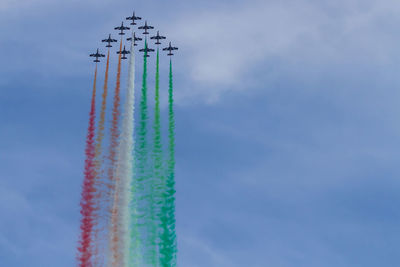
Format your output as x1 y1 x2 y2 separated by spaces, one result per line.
107 40 123 267
95 49 111 159
77 64 98 267
92 49 110 266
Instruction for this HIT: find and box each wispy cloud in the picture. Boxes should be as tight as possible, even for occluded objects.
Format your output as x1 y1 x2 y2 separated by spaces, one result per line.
167 0 400 102
0 143 81 266
3 0 400 103
179 234 236 267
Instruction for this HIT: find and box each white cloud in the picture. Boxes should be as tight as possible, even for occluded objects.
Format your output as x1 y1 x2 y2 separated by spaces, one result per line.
166 0 400 102
179 234 236 267
3 0 400 104
170 1 319 82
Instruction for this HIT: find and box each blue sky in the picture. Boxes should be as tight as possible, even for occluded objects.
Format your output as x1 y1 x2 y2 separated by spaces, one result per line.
1 0 400 266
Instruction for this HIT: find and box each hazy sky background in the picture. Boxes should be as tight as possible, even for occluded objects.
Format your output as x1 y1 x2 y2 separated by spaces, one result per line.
1 0 400 266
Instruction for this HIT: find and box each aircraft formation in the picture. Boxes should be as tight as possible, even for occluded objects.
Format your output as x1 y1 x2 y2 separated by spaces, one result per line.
79 11 179 267
90 11 178 62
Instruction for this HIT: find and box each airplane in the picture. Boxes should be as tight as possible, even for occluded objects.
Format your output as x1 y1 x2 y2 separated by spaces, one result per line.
150 31 166 45
127 32 142 46
102 34 117 48
139 45 155 57
114 22 130 35
126 11 142 25
117 45 130 59
138 21 154 35
163 42 178 56
90 48 105 62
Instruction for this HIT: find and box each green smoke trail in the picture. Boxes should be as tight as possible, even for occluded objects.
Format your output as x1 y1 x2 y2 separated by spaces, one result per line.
153 48 165 266
159 58 177 267
136 40 156 266
146 43 158 267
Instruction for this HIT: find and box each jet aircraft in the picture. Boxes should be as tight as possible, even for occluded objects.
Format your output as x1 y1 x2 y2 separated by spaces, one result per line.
139 45 155 57
126 11 142 25
115 22 130 35
163 42 178 56
102 34 117 48
127 32 142 46
90 48 105 62
138 21 154 35
117 45 130 60
150 31 166 45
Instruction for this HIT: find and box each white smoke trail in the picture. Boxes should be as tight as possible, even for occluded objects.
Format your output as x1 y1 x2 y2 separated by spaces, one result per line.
114 32 137 267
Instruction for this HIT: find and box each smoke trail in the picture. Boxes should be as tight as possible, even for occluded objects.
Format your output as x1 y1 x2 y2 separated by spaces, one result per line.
153 48 165 265
77 64 98 267
92 49 110 267
94 49 111 167
136 40 156 266
159 58 177 267
108 40 123 267
113 34 140 267
126 37 141 267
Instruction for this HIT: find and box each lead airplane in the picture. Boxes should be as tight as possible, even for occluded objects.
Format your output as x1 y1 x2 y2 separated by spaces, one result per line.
117 45 130 60
126 11 142 25
150 31 166 45
114 22 130 35
163 42 178 56
102 34 117 48
127 32 142 46
138 21 154 35
90 48 105 62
